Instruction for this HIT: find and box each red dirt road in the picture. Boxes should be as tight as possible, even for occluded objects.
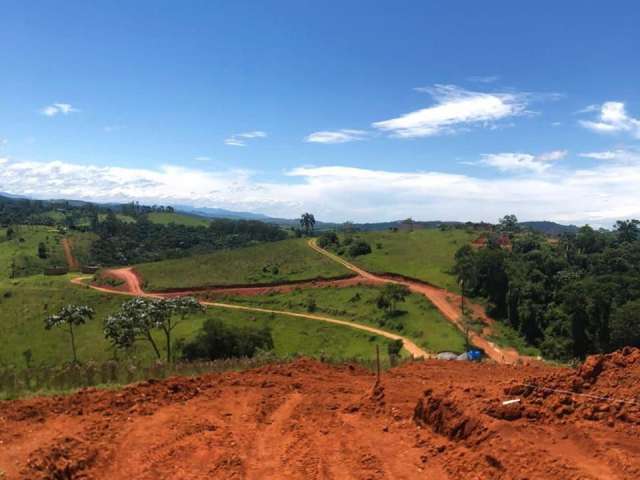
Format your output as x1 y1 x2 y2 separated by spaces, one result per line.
2 350 640 479
308 240 526 364
61 237 80 271
74 269 429 358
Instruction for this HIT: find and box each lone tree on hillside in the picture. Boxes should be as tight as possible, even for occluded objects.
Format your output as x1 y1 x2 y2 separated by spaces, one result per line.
376 284 410 316
299 213 316 236
44 304 95 363
498 214 520 234
104 296 204 362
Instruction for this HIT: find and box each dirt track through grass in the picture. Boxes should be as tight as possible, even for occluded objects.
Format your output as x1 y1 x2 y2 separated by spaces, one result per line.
72 271 429 358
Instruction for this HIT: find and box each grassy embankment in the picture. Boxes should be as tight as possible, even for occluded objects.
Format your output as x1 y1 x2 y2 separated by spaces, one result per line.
220 284 466 354
135 238 352 291
340 229 476 291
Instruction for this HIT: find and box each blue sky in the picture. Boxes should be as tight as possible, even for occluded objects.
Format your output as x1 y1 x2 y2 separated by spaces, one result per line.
1 1 639 225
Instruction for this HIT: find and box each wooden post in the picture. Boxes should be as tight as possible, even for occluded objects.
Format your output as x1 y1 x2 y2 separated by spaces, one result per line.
376 344 381 383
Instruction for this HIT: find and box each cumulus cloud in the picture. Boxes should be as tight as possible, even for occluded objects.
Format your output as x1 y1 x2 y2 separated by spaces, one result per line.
478 150 567 173
2 152 640 226
372 85 529 138
40 103 79 117
305 129 368 144
579 102 640 138
579 149 640 163
224 131 267 147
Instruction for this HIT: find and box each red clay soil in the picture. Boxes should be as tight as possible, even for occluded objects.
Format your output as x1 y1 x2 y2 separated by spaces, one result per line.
2 350 640 479
61 237 80 271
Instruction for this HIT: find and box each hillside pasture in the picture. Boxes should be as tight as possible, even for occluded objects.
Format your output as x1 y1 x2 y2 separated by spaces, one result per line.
220 284 467 354
341 229 476 291
0 275 393 371
147 211 211 227
0 226 66 279
135 238 352 290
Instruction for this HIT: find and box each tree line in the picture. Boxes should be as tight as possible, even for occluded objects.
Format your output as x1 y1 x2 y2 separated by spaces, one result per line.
455 216 640 360
91 212 287 265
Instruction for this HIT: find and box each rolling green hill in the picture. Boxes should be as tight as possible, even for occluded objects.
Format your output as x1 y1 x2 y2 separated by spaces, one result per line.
342 229 476 291
0 226 66 279
135 238 352 290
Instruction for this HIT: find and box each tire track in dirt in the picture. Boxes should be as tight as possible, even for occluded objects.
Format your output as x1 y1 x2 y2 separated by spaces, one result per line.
307 239 527 365
71 269 429 358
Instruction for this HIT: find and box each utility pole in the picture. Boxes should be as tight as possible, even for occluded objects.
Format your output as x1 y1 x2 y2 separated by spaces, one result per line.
460 279 470 352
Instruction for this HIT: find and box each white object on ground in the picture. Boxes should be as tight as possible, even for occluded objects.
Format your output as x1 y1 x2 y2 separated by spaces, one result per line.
502 398 521 406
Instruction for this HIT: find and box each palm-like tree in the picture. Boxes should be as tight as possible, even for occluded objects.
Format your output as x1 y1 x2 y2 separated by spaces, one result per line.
299 213 316 236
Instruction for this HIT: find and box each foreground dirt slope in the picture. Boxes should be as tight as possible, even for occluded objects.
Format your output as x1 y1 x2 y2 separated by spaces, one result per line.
2 350 640 479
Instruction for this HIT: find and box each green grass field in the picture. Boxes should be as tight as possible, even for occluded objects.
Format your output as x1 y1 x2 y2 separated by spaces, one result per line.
0 275 392 371
0 226 67 279
343 229 476 291
136 238 352 290
220 284 466 353
147 211 211 227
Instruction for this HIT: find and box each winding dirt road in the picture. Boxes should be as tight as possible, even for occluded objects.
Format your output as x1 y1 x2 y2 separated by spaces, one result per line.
71 237 528 363
72 269 429 358
308 239 525 364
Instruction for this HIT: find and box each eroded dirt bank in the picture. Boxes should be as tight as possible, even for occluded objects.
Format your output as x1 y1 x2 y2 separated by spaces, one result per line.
2 349 640 479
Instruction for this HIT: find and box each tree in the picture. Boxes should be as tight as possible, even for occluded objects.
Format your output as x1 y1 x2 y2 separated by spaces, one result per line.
44 304 95 363
614 219 640 243
180 318 273 361
498 214 519 233
104 297 203 362
347 239 371 257
317 231 339 248
376 284 410 315
37 241 48 259
610 300 640 349
299 213 316 236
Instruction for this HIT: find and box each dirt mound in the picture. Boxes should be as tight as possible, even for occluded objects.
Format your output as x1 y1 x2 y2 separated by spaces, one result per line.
3 356 640 479
505 347 640 428
24 437 97 480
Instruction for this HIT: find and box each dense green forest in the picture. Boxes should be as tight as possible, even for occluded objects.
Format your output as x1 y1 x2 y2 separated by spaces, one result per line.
455 217 640 360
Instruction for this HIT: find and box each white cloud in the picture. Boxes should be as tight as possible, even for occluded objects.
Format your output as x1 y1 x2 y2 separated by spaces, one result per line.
478 150 567 173
372 85 529 138
2 152 640 226
305 129 368 144
224 131 267 147
40 103 79 117
579 102 640 138
579 149 640 163
194 156 211 162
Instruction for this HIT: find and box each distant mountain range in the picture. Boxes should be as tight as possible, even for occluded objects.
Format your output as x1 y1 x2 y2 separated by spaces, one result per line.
0 192 581 234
